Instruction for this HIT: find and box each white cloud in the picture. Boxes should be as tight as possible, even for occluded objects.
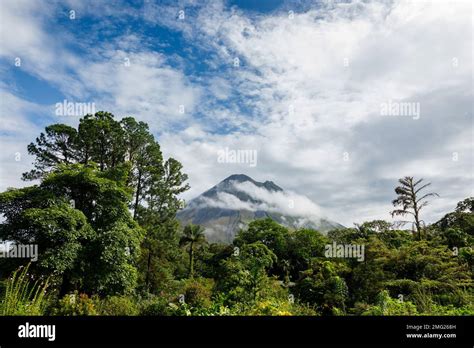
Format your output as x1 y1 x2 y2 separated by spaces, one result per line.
0 0 203 187
75 50 201 130
0 0 472 227
195 180 328 223
164 0 472 225
234 181 325 218
0 91 47 191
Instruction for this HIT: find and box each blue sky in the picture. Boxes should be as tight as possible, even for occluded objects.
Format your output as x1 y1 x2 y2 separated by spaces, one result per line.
0 0 472 226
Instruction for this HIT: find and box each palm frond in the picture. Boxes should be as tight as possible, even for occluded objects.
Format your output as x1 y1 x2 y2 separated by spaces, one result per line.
416 192 439 203
414 182 431 194
391 209 415 217
412 178 424 187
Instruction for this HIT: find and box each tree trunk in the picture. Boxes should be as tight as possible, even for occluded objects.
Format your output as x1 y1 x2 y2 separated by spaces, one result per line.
145 249 152 291
409 178 422 240
99 139 105 171
189 242 194 278
133 171 142 220
414 209 421 240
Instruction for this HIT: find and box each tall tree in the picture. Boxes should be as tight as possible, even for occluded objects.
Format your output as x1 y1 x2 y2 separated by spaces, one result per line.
235 218 289 279
138 219 181 293
294 260 349 315
391 177 438 239
180 224 206 278
1 163 143 296
145 158 189 221
76 112 125 170
23 112 189 224
15 111 191 295
120 117 155 219
215 242 276 304
22 124 78 180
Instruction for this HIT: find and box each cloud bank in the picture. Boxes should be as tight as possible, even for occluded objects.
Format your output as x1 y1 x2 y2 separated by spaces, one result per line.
0 0 471 226
198 180 327 223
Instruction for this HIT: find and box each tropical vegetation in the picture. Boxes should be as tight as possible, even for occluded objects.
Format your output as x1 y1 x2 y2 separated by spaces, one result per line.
0 112 472 316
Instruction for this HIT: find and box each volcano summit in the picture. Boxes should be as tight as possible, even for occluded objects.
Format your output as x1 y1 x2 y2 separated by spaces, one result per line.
177 174 344 242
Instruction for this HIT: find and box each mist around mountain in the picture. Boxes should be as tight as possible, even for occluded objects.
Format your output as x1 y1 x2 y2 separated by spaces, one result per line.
177 174 344 242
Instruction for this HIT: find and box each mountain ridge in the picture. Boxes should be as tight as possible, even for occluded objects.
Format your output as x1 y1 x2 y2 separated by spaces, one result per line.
177 174 344 242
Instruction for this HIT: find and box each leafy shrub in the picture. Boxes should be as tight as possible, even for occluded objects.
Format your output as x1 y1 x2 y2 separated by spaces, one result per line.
98 296 139 316
361 290 418 315
53 292 99 315
140 296 175 316
427 304 474 316
189 301 232 316
182 278 214 308
245 299 293 316
139 278 214 315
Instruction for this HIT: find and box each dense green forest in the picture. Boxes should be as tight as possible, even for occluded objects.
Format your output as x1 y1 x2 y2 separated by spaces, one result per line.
0 112 472 316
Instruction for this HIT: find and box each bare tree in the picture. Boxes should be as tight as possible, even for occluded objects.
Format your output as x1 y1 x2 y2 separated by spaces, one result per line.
391 177 439 240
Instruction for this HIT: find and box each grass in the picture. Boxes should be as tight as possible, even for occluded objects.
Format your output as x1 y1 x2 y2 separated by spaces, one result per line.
0 263 50 315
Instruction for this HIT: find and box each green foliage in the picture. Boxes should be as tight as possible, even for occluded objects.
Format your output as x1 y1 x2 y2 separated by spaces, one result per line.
383 240 472 297
424 303 474 315
180 224 207 278
22 111 189 227
242 276 318 316
349 236 392 303
98 296 140 316
295 260 349 315
195 243 234 279
1 264 50 315
360 290 419 315
138 278 216 316
53 292 99 316
287 228 328 278
378 229 413 248
87 220 142 295
183 298 232 316
20 112 190 296
23 124 79 180
235 218 289 261
434 198 474 247
181 278 214 308
139 297 178 316
2 113 474 316
244 298 294 316
1 163 144 296
138 220 182 294
235 219 330 283
215 242 277 305
0 186 93 284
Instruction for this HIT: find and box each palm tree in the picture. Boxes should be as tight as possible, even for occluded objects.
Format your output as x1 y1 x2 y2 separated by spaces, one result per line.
391 176 438 240
179 224 206 278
